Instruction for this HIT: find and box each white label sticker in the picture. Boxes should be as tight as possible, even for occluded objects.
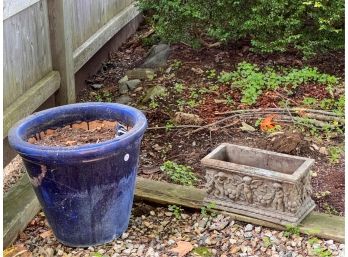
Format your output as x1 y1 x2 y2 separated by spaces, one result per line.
124 154 130 161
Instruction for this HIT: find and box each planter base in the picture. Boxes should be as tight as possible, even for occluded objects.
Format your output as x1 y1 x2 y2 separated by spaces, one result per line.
205 197 316 225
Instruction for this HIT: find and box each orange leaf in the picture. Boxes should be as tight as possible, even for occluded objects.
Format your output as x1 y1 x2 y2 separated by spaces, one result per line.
260 114 277 132
170 241 193 257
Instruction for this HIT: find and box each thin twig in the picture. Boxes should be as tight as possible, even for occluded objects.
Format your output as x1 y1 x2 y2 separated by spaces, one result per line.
285 100 295 123
214 108 342 117
148 125 201 130
188 114 242 134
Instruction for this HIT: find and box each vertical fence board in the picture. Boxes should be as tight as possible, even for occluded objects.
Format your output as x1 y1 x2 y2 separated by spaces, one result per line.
3 0 52 109
47 0 76 105
72 0 130 51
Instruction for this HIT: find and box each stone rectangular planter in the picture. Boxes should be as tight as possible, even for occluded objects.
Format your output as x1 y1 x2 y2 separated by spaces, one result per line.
201 143 315 225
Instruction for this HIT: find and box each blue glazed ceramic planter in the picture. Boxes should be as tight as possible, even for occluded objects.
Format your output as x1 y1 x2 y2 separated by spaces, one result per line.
8 103 147 247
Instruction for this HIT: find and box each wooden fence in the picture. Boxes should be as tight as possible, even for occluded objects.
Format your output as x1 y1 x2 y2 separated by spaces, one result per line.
3 0 140 165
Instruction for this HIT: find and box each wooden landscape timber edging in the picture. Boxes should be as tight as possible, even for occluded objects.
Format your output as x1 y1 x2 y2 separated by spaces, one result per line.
135 178 344 243
3 71 61 139
3 175 344 249
3 175 41 248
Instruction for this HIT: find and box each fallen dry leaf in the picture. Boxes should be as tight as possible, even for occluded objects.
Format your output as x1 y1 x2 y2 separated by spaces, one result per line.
170 241 193 257
229 245 241 254
39 229 53 239
3 245 32 257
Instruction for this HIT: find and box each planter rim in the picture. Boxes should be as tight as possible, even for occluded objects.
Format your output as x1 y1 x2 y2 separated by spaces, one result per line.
8 102 147 162
201 143 314 182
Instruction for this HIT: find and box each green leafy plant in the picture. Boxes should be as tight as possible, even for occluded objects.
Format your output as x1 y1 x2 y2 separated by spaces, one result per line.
262 236 272 248
171 59 183 70
200 202 217 217
283 225 301 238
315 191 331 199
174 82 185 93
149 99 159 109
308 237 320 246
160 161 198 186
206 69 217 79
303 97 318 106
94 91 113 102
137 0 344 57
322 203 339 215
312 246 332 257
168 204 183 219
90 253 107 257
217 62 339 105
187 99 199 108
192 247 213 257
327 146 343 163
165 120 175 131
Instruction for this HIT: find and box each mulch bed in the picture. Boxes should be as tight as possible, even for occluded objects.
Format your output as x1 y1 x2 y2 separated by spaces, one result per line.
77 21 344 216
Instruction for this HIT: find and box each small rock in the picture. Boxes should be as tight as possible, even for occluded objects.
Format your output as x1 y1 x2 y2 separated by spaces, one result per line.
126 68 155 80
165 212 172 217
121 232 129 239
174 112 204 125
255 226 262 233
141 44 170 68
119 83 129 94
319 147 328 155
115 95 132 104
209 216 231 231
240 122 256 132
98 249 106 254
245 224 254 232
181 214 189 219
329 244 338 251
126 79 141 90
150 210 155 216
123 248 132 254
137 244 145 255
230 246 241 254
244 231 253 239
44 248 54 257
134 86 143 92
145 247 155 257
312 243 321 249
119 76 128 84
310 144 320 151
280 252 293 257
325 240 334 245
168 239 175 245
90 83 104 89
198 217 209 229
142 85 167 102
90 91 98 97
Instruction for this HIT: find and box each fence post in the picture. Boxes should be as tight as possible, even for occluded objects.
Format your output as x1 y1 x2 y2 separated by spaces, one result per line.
47 0 75 105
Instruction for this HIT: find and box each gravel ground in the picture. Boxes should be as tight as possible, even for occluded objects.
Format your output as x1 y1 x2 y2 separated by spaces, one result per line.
13 202 344 257
4 155 25 193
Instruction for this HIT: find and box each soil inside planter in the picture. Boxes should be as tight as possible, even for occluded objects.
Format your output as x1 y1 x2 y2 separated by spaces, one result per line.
28 120 130 147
